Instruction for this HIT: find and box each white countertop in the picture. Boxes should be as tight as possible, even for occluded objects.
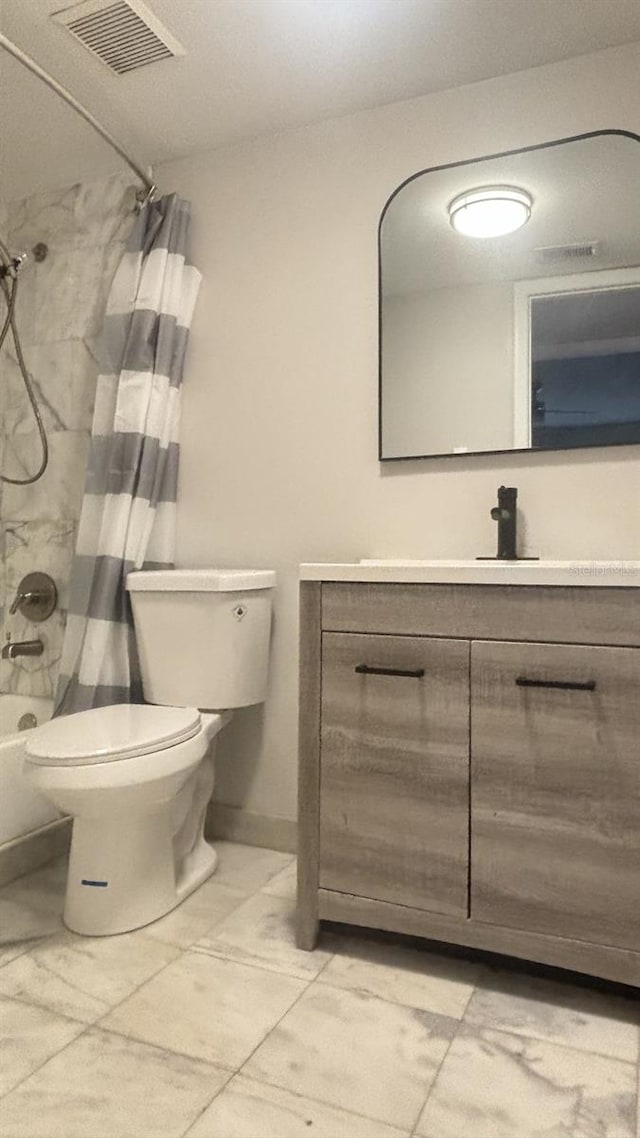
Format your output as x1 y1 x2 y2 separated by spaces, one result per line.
299 560 640 588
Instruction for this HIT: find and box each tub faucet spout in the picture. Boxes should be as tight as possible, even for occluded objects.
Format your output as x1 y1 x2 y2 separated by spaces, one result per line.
2 637 44 660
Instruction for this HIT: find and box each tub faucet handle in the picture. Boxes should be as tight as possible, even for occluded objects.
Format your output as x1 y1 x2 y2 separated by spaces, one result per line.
10 588 40 615
8 573 57 622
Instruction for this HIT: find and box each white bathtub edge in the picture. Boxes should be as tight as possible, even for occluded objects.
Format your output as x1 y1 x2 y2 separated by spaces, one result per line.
0 816 71 888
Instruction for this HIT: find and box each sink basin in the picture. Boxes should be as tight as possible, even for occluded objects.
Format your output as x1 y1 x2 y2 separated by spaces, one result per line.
299 560 640 587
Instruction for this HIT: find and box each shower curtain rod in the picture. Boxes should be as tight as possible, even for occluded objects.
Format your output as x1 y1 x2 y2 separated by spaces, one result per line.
0 32 156 204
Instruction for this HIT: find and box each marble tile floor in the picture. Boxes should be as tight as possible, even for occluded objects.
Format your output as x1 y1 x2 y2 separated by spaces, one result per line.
0 842 638 1138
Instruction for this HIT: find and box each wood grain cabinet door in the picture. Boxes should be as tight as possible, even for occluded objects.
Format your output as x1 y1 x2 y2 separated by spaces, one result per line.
319 632 470 916
471 640 640 951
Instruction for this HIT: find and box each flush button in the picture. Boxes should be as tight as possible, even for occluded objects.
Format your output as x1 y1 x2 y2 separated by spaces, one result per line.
232 604 247 620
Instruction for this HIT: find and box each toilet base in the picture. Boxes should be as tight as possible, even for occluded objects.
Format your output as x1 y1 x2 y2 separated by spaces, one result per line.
62 749 220 937
63 812 219 936
25 719 228 938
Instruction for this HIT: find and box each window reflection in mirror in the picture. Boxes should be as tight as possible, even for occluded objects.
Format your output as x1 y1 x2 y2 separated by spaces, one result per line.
529 284 640 449
379 131 640 460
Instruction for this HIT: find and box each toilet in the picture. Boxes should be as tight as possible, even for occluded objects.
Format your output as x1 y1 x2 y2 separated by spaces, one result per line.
23 569 275 937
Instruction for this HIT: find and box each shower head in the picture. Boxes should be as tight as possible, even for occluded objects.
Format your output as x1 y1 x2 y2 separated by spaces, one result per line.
0 236 27 280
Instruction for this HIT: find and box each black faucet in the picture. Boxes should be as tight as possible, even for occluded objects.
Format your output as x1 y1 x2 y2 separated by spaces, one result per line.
491 485 518 560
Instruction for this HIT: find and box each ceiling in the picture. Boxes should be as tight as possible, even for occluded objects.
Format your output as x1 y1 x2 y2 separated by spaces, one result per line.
2 0 640 202
381 133 640 294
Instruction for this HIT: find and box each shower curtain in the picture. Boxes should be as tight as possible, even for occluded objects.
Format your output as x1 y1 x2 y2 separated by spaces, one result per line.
55 194 201 714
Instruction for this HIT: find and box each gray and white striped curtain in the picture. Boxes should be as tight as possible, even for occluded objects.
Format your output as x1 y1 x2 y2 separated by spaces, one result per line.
55 194 201 715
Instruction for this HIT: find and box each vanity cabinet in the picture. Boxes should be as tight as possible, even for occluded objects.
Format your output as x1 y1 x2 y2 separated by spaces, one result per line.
298 581 640 986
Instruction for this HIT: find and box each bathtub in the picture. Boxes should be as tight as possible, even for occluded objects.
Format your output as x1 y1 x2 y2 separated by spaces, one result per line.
0 694 60 845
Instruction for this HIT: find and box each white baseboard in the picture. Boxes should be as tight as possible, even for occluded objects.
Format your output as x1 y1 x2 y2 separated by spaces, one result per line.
0 807 296 889
207 803 297 855
0 818 72 888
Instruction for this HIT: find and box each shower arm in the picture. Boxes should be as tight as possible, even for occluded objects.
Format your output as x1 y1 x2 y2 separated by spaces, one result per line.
0 32 156 207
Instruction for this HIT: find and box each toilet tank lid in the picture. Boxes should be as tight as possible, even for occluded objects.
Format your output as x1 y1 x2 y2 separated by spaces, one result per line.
126 569 276 593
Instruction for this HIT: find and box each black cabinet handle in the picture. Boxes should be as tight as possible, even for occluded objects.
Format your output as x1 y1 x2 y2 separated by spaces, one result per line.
516 677 596 692
355 664 425 679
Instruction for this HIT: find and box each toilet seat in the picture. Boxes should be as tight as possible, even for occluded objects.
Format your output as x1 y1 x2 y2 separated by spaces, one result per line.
25 704 202 767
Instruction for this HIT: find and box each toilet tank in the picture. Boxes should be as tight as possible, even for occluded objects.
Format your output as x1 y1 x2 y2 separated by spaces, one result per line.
126 569 275 710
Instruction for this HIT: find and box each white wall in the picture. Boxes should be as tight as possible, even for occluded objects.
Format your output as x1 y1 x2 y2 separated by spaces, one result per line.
382 283 514 457
157 42 640 826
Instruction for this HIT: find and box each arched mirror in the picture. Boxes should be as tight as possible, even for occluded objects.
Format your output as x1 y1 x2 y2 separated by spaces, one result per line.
379 130 640 460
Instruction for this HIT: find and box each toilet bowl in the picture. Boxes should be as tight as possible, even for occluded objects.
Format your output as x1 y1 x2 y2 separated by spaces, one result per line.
23 569 275 936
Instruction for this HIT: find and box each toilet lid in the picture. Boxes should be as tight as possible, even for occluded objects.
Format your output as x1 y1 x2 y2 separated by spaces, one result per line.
25 705 202 766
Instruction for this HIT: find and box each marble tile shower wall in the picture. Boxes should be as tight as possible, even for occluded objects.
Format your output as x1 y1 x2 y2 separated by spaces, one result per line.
0 173 136 701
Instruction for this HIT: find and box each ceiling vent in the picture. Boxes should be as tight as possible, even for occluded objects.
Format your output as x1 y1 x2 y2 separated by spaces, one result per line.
535 241 601 265
53 0 185 75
